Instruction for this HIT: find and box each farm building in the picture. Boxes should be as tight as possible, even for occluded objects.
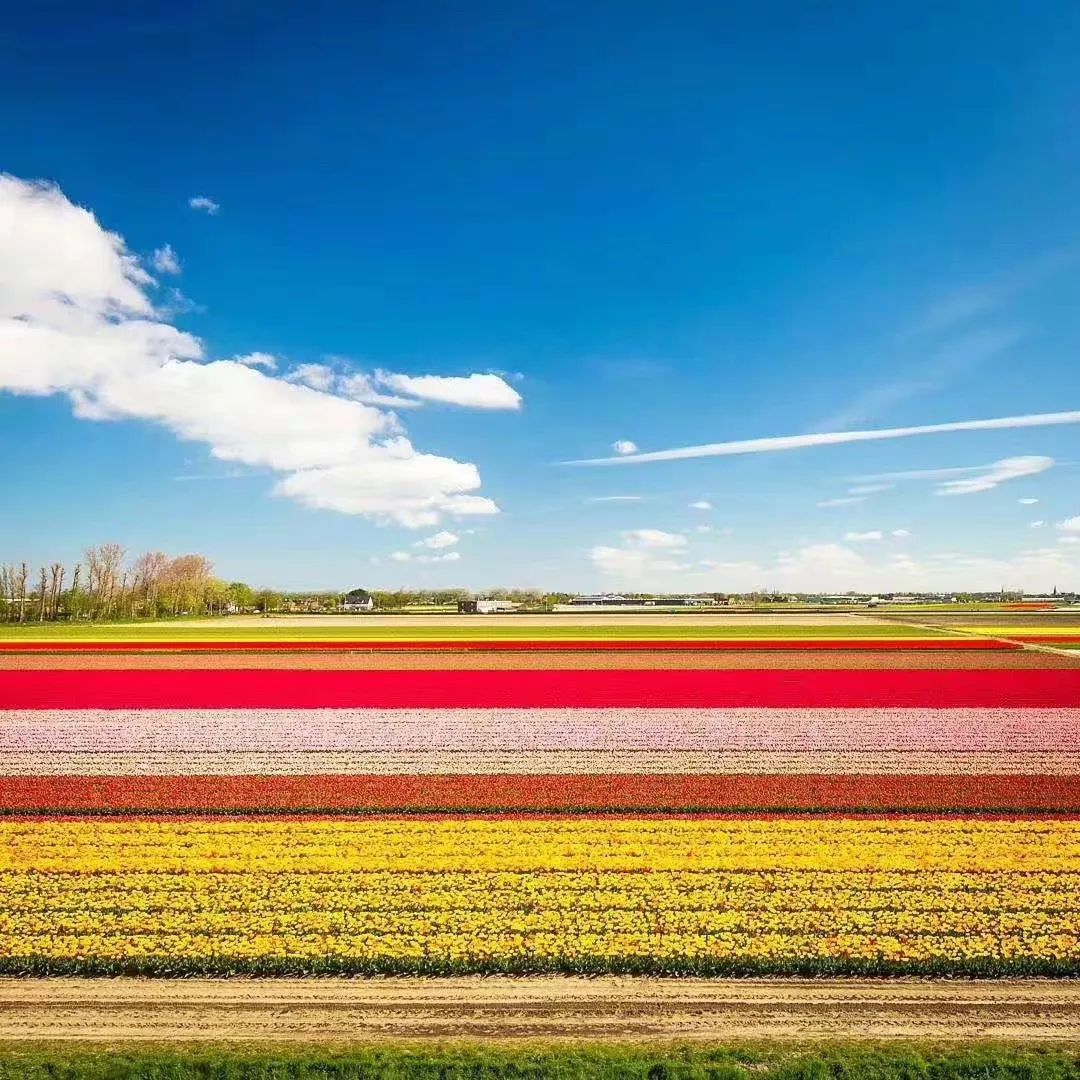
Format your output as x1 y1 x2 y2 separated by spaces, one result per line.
341 588 374 612
457 599 520 614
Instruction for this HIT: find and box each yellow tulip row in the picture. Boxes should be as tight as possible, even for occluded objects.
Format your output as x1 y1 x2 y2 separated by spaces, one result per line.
1 817 1078 971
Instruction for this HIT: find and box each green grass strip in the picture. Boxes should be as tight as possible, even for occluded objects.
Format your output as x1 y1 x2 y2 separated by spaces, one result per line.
0 1044 1077 1080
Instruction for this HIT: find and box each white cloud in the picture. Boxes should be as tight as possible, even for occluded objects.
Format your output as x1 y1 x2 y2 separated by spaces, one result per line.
689 500 713 510
188 196 220 215
613 440 638 455
151 244 181 275
935 456 1053 496
1060 536 1080 545
590 545 690 580
390 551 411 562
0 174 500 528
891 529 911 538
1019 497 1040 505
414 530 459 550
844 530 884 542
585 538 1079 592
585 494 643 503
817 496 865 508
377 371 521 410
853 457 1054 495
286 363 336 391
847 483 893 496
419 550 461 563
1030 520 1046 528
695 524 712 533
567 416 1080 466
1059 516 1080 534
621 528 688 549
233 352 278 370
337 372 422 408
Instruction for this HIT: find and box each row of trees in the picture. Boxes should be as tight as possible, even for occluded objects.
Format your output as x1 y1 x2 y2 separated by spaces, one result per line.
0 545 264 623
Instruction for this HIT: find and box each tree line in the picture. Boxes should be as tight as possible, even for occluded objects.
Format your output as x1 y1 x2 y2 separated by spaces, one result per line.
0 547 572 623
0 545 262 623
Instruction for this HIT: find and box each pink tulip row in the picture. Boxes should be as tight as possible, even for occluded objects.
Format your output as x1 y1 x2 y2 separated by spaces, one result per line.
0 707 1076 752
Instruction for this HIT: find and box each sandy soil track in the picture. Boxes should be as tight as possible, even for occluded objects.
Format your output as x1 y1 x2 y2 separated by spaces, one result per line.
2 978 1079 1043
3 649 1076 670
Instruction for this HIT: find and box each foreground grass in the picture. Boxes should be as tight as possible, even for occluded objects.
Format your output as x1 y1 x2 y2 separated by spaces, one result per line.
0 622 955 640
0 1044 1078 1079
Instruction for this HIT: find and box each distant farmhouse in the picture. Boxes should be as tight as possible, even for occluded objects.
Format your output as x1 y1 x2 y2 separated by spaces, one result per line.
457 599 521 614
341 588 374 612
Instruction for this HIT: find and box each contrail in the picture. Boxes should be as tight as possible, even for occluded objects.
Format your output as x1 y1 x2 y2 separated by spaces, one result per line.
563 410 1080 466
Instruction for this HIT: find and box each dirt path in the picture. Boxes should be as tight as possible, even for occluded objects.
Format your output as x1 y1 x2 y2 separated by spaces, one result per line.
2 978 1079 1043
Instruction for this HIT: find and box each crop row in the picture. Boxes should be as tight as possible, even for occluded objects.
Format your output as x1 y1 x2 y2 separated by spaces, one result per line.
3 708 1077 750
4 774 1079 812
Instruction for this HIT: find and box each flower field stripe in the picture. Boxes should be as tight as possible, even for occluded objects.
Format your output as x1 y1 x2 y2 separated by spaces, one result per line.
4 708 1076 751
3 773 1080 811
1 817 1079 975
0 637 1012 653
4 749 1078 776
4 669 1079 708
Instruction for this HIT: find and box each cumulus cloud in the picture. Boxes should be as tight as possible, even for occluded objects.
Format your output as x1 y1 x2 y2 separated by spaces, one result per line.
590 545 690 580
844 530 883 542
586 537 1079 592
414 530 459 550
286 363 336 391
233 352 278 370
567 417 1080 466
612 440 638 455
151 244 181 275
377 371 521 410
1060 536 1080 545
337 371 422 408
689 500 713 510
394 548 462 563
0 174 501 528
1059 516 1080 534
891 529 911 538
621 528 688 549
188 196 220 214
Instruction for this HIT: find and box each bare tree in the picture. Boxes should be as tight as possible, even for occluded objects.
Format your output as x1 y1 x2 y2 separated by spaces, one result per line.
37 566 48 621
48 563 65 620
16 563 28 623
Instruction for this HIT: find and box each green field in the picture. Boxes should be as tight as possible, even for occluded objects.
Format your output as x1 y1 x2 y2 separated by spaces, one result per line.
0 1045 1076 1080
0 621 958 642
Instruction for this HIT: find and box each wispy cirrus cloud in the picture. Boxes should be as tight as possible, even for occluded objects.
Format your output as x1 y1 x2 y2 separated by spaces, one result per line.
565 415 1080 466
854 456 1053 496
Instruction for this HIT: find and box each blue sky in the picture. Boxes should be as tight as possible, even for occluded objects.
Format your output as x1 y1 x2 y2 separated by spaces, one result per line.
3 0 1080 591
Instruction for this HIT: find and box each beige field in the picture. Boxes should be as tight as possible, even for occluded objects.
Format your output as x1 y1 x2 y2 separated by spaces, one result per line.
2 978 1079 1043
154 613 890 628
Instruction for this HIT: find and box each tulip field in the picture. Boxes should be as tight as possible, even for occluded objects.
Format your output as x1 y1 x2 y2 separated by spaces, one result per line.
1 613 1079 1040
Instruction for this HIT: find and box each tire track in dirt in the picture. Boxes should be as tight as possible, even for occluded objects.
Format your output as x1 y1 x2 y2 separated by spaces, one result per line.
2 978 1079 1043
